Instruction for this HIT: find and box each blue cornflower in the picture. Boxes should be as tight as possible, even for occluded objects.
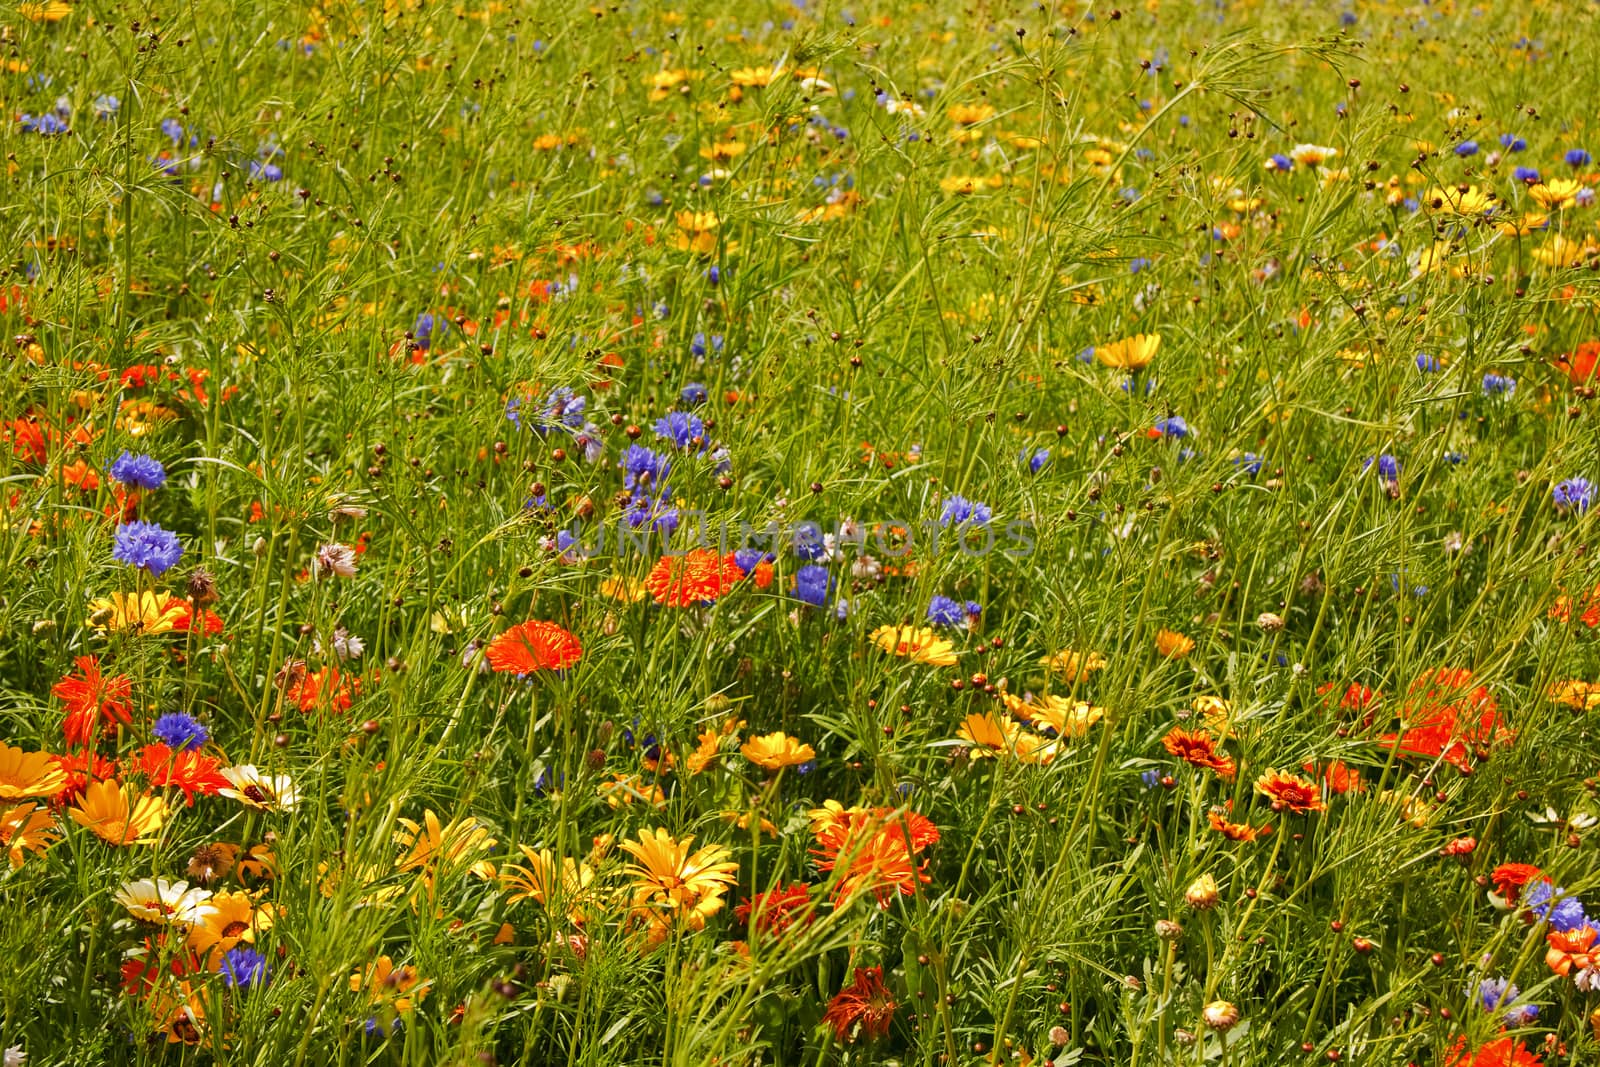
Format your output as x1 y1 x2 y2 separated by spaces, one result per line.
220 946 271 989
653 412 705 449
1267 153 1294 172
1415 353 1439 373
1235 452 1263 476
793 564 832 607
706 266 721 285
93 95 120 120
1566 148 1592 167
733 548 772 574
113 522 183 577
1140 769 1161 789
1365 455 1400 482
1076 346 1096 363
1476 977 1536 1025
681 382 708 406
1129 257 1152 274
109 451 167 490
249 160 283 182
621 445 671 491
1454 141 1479 157
1022 447 1050 474
1525 881 1588 932
1554 477 1594 514
1482 373 1516 396
1151 416 1189 439
1500 134 1527 152
926 595 965 627
537 387 587 433
412 312 437 348
20 113 69 135
1513 166 1541 183
939 494 992 527
152 713 209 752
690 332 724 358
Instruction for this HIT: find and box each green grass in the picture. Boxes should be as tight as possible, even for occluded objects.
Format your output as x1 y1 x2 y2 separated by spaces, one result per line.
3 0 1600 1064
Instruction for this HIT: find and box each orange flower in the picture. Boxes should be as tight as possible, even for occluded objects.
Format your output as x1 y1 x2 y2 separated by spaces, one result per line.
1492 863 1543 905
1162 728 1236 780
52 655 134 747
1207 809 1267 842
130 745 230 806
1154 629 1195 659
484 620 583 674
823 966 897 1043
1546 925 1599 978
1254 769 1325 814
811 807 939 908
1443 1037 1544 1067
644 549 744 606
733 883 813 936
1303 759 1364 794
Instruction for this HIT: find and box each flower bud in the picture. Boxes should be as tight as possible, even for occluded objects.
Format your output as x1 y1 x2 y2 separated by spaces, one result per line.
1184 873 1220 910
1155 919 1184 941
1257 611 1284 633
1202 1001 1241 1032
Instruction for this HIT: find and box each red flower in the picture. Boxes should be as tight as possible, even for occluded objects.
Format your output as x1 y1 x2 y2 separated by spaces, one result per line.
484 621 584 675
129 744 229 805
1162 728 1236 780
52 656 134 748
284 666 363 712
1442 1036 1544 1067
733 883 813 936
1491 863 1543 905
645 549 744 607
1254 769 1326 814
812 808 939 907
1303 759 1364 794
1377 668 1510 772
52 750 118 806
1560 339 1600 387
1441 836 1477 859
823 967 897 1043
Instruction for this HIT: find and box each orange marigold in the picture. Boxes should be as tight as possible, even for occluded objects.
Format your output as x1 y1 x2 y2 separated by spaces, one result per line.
645 549 744 607
484 621 584 675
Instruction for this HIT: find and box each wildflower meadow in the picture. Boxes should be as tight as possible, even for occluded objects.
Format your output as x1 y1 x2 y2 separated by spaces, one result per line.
6 0 1600 1063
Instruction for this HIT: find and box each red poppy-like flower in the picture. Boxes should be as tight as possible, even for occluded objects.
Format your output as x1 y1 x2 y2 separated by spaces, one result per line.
823 966 897 1043
284 666 365 712
484 620 584 675
1377 667 1510 772
645 549 744 607
1560 339 1600 387
1162 728 1236 780
1549 585 1600 629
1303 759 1365 794
52 656 134 748
129 744 230 806
733 883 814 936
1254 769 1325 814
1442 1035 1544 1067
812 808 940 908
1441 836 1477 859
1492 863 1544 905
52 749 118 806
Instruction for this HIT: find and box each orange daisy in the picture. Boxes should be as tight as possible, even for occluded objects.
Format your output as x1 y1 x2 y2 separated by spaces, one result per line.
1161 727 1236 779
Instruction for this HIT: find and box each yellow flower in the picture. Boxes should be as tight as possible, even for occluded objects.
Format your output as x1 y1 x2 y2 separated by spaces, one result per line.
699 140 747 162
1 803 59 869
1096 333 1161 371
352 955 431 1014
394 810 498 883
1423 185 1493 217
19 1 73 20
1037 648 1107 682
946 103 995 126
500 846 595 919
1548 680 1600 711
956 712 1020 758
0 742 67 799
188 890 275 962
740 732 816 770
672 210 729 256
598 772 668 808
1192 695 1235 737
619 828 739 935
1534 234 1595 268
729 65 782 89
69 779 166 845
1528 179 1582 211
600 575 649 602
1154 629 1195 660
938 174 1003 196
869 625 959 667
806 799 866 837
87 590 190 634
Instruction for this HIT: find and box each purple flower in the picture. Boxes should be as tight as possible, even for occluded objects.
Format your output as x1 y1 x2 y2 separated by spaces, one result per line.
108 451 167 490
653 412 705 450
680 382 708 406
1500 134 1527 152
1566 148 1591 167
1513 166 1541 183
1526 881 1588 932
926 595 965 627
152 713 209 752
793 564 832 607
220 946 270 989
112 521 183 577
1151 416 1189 439
621 445 671 491
1481 373 1516 396
1021 447 1050 473
1365 454 1400 483
939 494 991 527
1454 141 1479 157
1415 353 1439 373
1267 153 1293 172
1554 477 1594 514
